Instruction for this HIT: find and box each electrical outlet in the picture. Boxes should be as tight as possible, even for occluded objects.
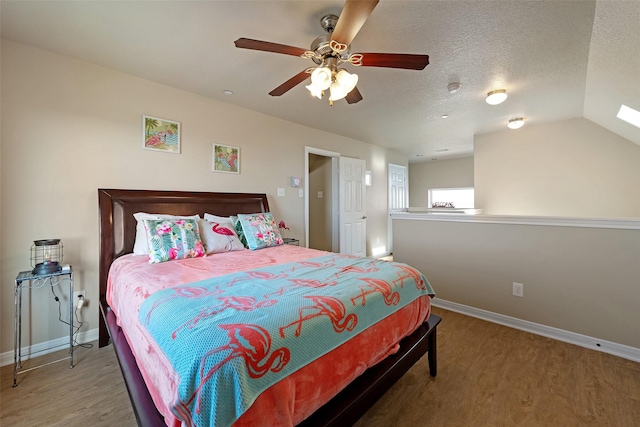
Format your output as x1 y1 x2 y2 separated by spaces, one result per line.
512 282 524 297
73 291 86 308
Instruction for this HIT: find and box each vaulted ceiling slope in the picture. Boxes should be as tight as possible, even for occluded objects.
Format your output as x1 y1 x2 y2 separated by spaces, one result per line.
1 1 638 162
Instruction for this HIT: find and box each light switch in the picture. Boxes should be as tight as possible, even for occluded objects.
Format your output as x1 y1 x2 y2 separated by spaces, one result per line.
299 189 304 198
317 191 323 199
277 188 285 197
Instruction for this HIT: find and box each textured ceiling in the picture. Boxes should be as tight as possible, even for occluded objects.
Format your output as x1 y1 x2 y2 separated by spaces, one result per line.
1 1 638 162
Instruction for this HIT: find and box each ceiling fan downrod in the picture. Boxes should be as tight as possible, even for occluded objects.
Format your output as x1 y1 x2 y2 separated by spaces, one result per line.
321 14 339 34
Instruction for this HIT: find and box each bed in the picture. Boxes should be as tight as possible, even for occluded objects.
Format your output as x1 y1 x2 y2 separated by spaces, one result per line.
98 188 441 426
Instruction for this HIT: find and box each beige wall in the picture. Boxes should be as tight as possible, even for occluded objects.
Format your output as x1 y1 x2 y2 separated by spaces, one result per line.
393 217 640 350
408 157 474 207
0 40 407 356
396 117 640 354
475 118 640 218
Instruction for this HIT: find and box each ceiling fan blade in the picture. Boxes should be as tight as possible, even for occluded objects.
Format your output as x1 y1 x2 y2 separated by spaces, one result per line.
269 70 310 96
345 86 363 104
359 53 430 70
234 38 307 57
331 0 379 46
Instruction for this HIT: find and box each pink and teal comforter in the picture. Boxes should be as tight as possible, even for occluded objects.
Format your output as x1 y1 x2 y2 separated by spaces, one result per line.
139 253 433 427
107 245 434 426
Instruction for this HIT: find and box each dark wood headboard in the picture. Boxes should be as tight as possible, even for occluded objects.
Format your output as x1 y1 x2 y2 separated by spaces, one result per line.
97 188 270 346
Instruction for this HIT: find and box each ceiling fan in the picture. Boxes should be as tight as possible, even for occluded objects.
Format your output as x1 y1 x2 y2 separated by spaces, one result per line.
234 0 429 105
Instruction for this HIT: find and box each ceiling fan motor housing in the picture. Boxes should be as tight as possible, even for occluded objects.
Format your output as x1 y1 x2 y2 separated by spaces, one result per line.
320 14 339 33
310 35 333 64
310 14 351 65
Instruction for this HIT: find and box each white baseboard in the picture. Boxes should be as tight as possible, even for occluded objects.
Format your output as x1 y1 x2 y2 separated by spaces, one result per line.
5 300 639 367
0 328 99 367
432 298 640 363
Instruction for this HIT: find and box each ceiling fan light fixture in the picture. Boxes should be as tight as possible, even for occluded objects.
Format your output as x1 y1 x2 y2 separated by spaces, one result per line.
329 69 358 102
486 89 507 105
329 81 349 102
507 117 525 129
336 69 358 93
306 83 323 99
311 67 332 90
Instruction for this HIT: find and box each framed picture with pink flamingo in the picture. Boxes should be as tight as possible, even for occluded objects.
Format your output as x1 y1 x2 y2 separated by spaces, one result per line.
142 115 181 153
212 143 240 174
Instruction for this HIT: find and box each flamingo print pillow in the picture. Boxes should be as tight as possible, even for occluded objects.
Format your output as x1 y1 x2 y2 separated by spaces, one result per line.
143 218 205 263
197 218 244 253
133 212 201 255
205 213 249 248
237 212 284 250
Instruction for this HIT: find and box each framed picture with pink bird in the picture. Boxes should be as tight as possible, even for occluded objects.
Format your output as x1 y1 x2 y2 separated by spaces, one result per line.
212 143 240 174
142 115 181 154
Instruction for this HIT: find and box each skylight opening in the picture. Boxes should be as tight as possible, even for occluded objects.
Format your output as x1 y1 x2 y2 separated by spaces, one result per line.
616 105 640 129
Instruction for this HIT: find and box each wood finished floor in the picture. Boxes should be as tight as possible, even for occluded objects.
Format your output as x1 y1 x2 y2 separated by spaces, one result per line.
2 307 639 426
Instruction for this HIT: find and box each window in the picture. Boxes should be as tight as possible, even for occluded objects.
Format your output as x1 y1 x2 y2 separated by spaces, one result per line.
428 187 474 209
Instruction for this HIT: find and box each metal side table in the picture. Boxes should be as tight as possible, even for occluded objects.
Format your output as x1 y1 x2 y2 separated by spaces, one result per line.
13 267 74 387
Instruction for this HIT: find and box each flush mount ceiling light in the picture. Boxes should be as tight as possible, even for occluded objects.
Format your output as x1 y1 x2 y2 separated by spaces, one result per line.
486 89 507 105
508 118 525 129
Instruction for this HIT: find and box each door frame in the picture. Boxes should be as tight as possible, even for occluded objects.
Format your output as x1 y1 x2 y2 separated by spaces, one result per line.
305 146 340 251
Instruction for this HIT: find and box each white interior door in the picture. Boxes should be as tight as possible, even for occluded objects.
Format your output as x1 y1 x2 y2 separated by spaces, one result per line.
388 163 408 254
339 157 366 256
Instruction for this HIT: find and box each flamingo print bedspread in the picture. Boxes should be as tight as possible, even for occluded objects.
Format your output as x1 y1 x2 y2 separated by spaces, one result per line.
138 253 434 427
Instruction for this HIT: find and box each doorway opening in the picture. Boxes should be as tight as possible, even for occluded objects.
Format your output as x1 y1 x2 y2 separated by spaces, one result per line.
305 147 339 252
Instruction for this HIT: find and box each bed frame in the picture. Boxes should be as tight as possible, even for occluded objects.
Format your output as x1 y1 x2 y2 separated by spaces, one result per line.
98 188 441 427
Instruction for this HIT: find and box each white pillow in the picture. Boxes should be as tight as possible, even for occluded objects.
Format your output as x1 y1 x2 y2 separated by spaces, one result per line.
198 218 245 253
132 212 201 255
204 213 232 223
